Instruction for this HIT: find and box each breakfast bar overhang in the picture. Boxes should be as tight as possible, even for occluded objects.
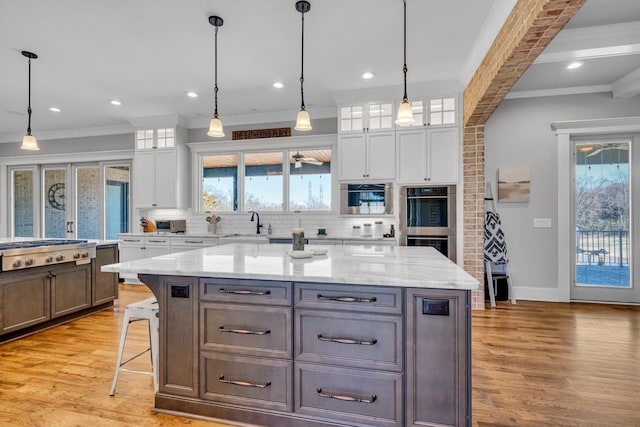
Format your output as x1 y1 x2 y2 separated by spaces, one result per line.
103 243 479 427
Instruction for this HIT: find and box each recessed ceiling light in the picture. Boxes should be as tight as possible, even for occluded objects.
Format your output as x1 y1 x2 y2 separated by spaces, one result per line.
186 91 198 98
273 82 284 89
49 107 62 112
567 62 583 70
109 99 122 106
361 72 375 80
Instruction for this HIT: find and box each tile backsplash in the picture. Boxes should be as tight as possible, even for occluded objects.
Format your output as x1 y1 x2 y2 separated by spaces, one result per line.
139 209 395 238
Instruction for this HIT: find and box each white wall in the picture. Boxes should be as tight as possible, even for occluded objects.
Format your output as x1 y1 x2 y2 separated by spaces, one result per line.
484 92 640 301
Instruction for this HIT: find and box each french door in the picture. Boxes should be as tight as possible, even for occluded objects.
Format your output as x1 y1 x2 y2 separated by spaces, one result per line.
572 139 639 303
10 162 130 240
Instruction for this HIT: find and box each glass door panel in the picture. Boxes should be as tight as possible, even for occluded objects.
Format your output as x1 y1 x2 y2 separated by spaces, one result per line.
43 167 68 239
572 140 636 302
12 169 35 237
105 165 131 240
75 166 100 239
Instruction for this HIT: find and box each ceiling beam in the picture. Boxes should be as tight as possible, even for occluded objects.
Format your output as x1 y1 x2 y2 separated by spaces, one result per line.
463 0 586 127
612 67 640 98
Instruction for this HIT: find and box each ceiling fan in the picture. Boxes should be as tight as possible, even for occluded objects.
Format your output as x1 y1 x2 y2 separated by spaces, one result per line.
292 151 323 168
583 143 629 157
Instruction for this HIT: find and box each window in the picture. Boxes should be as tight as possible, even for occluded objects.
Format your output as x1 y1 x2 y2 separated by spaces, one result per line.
202 154 238 211
289 149 331 211
244 151 283 211
429 96 456 126
198 147 332 213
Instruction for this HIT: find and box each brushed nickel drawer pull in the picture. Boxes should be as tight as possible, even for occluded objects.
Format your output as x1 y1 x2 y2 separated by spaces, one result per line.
147 239 167 243
218 325 271 335
219 375 271 388
317 388 377 404
218 288 271 296
184 240 203 244
317 334 377 346
317 294 377 303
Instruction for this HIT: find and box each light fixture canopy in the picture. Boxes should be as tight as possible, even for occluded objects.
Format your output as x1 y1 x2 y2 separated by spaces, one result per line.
395 0 415 126
207 15 225 138
21 50 40 151
294 0 312 132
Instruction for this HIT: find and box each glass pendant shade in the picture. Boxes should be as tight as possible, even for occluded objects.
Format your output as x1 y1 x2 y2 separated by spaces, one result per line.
395 100 415 126
207 116 225 137
295 108 312 131
21 133 39 150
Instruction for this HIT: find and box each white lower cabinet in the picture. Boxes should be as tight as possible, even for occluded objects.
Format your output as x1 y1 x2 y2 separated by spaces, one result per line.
118 234 170 282
170 236 218 253
397 127 459 184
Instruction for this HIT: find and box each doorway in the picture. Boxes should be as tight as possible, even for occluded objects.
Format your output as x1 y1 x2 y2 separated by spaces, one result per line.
572 139 638 303
10 162 131 240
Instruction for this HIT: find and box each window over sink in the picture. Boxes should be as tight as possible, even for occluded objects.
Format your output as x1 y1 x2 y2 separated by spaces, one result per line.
196 144 332 213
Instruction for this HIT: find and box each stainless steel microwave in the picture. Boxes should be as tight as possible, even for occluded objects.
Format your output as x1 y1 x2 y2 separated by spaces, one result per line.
156 219 186 233
340 183 393 215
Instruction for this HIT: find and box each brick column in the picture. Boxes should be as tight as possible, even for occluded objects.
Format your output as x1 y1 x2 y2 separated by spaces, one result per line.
463 126 485 308
462 0 585 308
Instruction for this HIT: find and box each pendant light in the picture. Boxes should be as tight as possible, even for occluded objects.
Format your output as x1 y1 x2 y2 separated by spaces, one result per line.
207 15 225 138
395 0 415 126
21 50 40 151
294 1 312 131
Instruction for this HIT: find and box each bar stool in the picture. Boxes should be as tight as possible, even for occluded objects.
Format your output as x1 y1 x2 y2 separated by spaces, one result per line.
109 297 159 396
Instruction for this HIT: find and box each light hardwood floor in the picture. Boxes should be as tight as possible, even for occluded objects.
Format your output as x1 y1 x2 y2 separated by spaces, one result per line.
0 284 638 426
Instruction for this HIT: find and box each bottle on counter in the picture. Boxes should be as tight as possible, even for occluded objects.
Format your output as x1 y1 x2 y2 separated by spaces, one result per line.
267 224 272 235
374 221 384 238
352 225 361 237
363 223 372 237
389 224 395 237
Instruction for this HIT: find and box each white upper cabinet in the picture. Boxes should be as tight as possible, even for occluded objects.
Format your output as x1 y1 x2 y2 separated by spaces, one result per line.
339 102 395 133
133 126 188 209
395 96 458 129
338 102 396 180
397 127 459 184
339 131 395 181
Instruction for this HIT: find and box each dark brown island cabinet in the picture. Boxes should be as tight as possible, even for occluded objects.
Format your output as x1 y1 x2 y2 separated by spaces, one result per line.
139 274 472 427
0 243 119 342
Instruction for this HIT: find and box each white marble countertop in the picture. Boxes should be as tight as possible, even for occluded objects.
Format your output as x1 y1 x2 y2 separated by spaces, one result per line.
119 232 395 242
102 243 479 290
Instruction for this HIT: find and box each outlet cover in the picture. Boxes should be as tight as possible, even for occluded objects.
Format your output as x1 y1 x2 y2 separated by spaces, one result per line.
533 218 552 228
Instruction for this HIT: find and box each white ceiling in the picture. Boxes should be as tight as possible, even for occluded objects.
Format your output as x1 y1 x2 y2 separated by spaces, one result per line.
1 0 638 144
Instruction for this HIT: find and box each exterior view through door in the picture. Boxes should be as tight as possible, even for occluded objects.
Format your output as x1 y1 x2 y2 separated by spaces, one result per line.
573 140 637 303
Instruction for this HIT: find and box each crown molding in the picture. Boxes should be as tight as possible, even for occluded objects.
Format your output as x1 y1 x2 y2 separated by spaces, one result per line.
0 124 134 144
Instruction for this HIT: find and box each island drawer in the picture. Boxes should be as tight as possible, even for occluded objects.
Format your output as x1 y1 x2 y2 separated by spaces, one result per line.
295 309 403 372
201 302 292 358
295 362 403 427
200 278 291 305
294 283 402 314
201 352 293 411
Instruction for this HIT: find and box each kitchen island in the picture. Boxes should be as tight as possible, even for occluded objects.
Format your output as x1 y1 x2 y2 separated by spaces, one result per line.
103 243 478 427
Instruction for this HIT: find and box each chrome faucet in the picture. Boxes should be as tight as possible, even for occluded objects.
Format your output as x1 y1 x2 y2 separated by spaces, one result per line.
249 211 264 234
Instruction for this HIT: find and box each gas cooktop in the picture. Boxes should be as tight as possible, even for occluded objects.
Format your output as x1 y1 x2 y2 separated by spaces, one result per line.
0 239 88 250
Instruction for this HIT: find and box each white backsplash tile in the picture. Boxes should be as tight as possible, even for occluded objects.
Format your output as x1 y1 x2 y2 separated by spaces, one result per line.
140 209 395 238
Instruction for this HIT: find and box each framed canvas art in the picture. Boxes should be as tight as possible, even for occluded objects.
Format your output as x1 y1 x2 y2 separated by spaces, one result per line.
498 167 530 202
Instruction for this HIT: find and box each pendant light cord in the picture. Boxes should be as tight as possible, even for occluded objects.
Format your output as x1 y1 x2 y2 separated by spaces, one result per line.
27 57 32 134
214 25 219 118
299 9 306 110
402 0 408 103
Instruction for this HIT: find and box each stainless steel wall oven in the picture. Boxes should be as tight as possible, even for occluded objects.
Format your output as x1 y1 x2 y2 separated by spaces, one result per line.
399 185 456 262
